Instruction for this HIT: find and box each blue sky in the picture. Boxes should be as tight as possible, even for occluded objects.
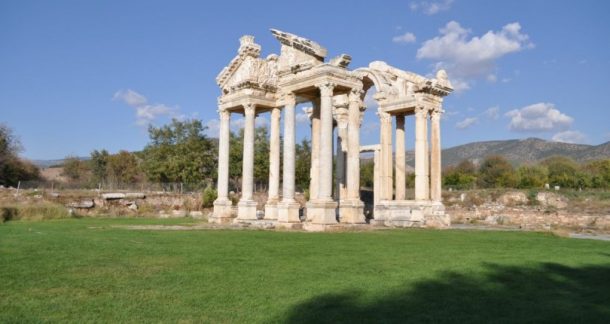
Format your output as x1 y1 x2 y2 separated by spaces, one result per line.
1 0 609 160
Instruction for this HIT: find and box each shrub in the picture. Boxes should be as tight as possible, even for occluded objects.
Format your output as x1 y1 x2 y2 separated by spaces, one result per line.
201 186 217 208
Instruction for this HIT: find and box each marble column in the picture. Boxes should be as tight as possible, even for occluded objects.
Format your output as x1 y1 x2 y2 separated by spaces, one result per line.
378 111 393 201
307 82 338 225
308 101 320 203
236 103 258 221
278 93 300 224
340 88 365 223
424 111 430 200
264 107 281 220
414 107 429 201
395 114 406 201
430 108 442 202
212 109 233 223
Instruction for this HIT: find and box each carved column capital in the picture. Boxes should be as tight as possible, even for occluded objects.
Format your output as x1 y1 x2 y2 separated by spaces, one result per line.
430 107 443 121
218 109 230 121
415 106 429 118
316 82 336 97
377 110 392 124
283 92 296 106
243 103 256 116
349 88 364 103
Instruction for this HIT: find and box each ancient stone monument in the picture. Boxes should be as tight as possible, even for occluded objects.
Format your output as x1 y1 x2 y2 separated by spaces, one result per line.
210 29 453 229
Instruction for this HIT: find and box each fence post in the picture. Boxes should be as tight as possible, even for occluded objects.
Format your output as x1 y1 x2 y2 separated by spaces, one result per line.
16 181 21 197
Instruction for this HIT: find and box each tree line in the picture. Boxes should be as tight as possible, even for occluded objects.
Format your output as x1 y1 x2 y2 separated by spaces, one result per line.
443 155 610 190
2 120 608 192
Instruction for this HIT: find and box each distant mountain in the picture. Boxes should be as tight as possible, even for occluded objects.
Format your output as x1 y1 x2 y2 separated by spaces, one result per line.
437 138 610 167
32 157 89 168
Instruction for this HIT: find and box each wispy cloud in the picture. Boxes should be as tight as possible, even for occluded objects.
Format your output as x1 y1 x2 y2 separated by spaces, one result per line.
505 103 572 132
484 106 500 120
113 89 182 126
552 130 586 144
392 32 416 44
456 116 478 129
417 21 533 92
410 0 454 15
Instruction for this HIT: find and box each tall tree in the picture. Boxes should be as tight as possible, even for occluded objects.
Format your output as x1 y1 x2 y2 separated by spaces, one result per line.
477 155 517 188
107 150 140 185
0 124 39 186
141 119 217 184
90 149 109 184
295 138 311 191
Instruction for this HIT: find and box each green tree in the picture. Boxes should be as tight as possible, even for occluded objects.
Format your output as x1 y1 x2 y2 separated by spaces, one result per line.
62 156 89 182
541 156 578 188
443 159 477 189
360 161 374 188
477 155 517 188
517 164 548 188
0 124 39 186
107 150 140 185
90 149 109 184
253 127 270 189
141 119 217 185
295 138 311 191
228 129 243 191
582 159 610 189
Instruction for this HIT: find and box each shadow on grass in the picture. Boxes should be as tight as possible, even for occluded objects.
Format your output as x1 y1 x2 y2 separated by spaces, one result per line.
282 263 610 323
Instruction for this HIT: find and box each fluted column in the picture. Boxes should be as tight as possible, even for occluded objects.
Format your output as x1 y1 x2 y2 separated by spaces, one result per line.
424 110 430 200
212 109 233 223
306 83 338 226
309 101 320 201
241 104 255 201
378 111 393 201
430 108 442 202
264 107 281 220
415 107 429 201
346 89 363 200
340 88 366 224
278 92 300 224
236 103 258 221
395 114 406 200
317 82 335 201
282 94 296 202
216 109 230 201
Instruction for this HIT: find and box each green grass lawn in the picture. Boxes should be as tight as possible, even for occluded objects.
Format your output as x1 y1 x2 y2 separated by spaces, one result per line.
1 218 609 323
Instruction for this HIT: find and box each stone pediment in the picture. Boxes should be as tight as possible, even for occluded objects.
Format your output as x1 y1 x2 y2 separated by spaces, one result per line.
216 36 278 94
271 29 327 74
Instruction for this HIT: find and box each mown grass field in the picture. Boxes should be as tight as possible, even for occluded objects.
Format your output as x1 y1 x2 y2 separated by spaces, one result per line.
1 218 609 323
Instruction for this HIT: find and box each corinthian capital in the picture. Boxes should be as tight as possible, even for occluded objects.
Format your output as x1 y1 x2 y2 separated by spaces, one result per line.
430 107 443 120
282 92 296 106
243 103 256 116
377 110 392 124
348 87 364 103
218 109 231 121
316 82 336 97
415 106 429 118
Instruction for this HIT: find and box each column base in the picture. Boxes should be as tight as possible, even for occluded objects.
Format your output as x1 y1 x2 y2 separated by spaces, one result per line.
235 199 258 222
339 199 366 224
306 199 338 225
264 198 279 220
277 200 301 225
210 198 235 224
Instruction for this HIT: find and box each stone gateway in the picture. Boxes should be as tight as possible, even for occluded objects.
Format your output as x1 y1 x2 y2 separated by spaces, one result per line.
210 30 453 230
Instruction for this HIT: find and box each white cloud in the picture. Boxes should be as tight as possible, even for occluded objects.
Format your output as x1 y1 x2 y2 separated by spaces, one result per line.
456 117 478 129
505 103 573 132
364 91 378 108
552 130 586 144
484 106 500 120
410 0 454 15
417 21 532 92
392 32 416 44
113 89 181 126
296 109 311 124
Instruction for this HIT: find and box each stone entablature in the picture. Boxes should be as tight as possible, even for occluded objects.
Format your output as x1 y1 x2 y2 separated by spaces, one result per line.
210 29 453 230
